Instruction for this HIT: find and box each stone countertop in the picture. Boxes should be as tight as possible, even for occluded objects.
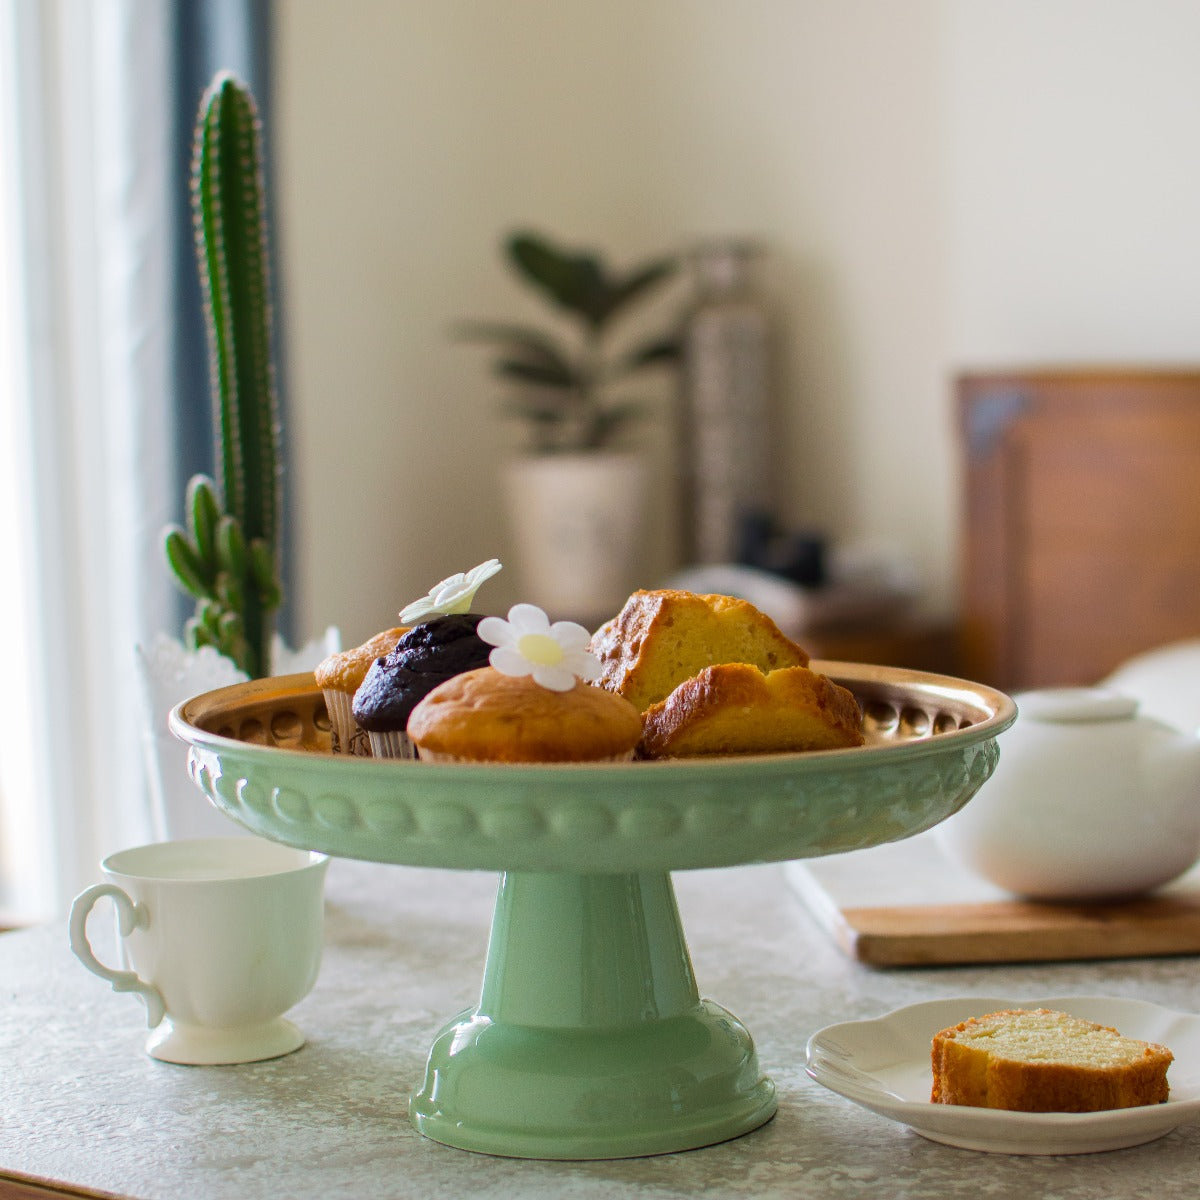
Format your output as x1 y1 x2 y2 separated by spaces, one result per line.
3 857 1198 1199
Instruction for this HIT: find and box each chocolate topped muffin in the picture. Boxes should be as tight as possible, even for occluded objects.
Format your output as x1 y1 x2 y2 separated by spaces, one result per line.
352 614 492 756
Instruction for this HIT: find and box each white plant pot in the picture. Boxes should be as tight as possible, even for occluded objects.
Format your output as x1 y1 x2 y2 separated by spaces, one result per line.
503 452 646 624
135 629 340 841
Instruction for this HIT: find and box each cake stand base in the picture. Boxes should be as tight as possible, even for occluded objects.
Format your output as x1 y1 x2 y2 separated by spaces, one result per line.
409 870 777 1159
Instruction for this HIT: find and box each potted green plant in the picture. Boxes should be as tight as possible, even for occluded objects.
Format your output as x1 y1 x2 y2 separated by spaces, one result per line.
163 71 283 681
457 231 681 619
137 72 335 841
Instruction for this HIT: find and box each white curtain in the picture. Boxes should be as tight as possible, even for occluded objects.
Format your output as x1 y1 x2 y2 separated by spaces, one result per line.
0 0 177 917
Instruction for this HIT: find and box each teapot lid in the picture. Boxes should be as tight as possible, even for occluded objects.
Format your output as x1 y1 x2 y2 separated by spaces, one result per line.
1015 687 1139 723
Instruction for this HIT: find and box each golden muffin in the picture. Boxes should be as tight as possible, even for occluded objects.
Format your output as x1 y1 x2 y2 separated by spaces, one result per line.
590 589 810 712
314 627 407 753
407 666 643 764
640 663 864 758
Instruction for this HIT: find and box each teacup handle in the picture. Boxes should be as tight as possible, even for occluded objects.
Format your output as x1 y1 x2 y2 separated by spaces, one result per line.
68 884 166 1027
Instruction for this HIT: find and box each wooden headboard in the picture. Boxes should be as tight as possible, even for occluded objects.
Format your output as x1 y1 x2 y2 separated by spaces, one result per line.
958 368 1200 690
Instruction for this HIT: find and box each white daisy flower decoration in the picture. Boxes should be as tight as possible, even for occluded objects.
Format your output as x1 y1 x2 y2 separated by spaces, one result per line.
477 603 602 693
400 558 503 624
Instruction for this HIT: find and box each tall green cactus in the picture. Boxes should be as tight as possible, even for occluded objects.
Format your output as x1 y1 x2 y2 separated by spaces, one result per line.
163 72 283 678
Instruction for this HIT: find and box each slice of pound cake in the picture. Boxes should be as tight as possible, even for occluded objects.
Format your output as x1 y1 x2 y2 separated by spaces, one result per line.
589 589 810 712
640 663 864 759
931 1008 1173 1112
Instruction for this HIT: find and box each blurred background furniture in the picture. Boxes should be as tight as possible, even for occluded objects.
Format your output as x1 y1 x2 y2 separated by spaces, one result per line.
806 616 960 676
958 368 1200 691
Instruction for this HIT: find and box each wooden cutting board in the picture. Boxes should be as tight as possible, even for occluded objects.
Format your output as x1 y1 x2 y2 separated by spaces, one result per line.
785 833 1200 967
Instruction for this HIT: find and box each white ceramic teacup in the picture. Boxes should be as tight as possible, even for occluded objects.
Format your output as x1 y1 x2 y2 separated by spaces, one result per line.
69 837 329 1065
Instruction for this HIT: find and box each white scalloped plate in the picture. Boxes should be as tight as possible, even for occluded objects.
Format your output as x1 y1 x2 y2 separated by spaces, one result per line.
806 995 1200 1154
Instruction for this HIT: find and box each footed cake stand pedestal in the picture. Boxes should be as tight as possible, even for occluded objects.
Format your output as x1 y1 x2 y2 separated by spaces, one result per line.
411 870 774 1157
171 662 1014 1160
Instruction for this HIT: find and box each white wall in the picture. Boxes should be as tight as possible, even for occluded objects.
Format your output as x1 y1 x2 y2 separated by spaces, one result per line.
947 0 1200 364
274 1 1200 647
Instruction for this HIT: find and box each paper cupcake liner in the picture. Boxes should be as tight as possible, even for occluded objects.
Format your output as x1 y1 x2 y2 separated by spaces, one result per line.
367 730 416 760
321 689 371 756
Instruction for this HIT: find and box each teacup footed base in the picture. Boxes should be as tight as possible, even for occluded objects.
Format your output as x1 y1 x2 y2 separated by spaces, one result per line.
146 1015 305 1065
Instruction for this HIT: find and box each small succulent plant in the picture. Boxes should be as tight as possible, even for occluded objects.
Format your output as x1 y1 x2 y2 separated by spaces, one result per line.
163 72 282 679
456 231 682 454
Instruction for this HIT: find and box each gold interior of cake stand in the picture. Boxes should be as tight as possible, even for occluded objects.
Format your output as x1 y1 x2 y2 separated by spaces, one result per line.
180 661 1013 760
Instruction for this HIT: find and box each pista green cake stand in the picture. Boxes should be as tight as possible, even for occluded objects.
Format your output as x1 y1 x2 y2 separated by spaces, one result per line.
171 662 1015 1161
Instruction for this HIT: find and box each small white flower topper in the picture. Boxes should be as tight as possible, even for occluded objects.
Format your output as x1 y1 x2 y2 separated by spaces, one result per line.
400 559 503 624
477 603 602 693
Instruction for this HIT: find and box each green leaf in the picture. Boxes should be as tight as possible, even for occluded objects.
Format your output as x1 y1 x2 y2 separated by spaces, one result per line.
604 259 678 322
184 616 213 650
502 395 575 423
248 538 279 590
589 401 646 445
451 321 564 357
607 335 683 379
215 618 249 671
164 527 211 600
186 474 221 568
198 598 222 634
214 570 243 613
453 322 577 380
258 579 283 610
247 539 283 611
215 514 248 578
496 359 579 388
507 232 610 328
217 610 243 642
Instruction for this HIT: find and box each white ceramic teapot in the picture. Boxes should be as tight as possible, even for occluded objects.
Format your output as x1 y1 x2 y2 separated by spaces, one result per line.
937 687 1200 900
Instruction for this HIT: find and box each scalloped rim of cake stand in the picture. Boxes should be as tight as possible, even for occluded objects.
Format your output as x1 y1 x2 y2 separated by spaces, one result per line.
169 662 1017 874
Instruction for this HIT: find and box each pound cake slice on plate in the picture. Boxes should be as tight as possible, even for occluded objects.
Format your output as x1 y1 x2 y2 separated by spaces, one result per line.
931 1008 1173 1112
